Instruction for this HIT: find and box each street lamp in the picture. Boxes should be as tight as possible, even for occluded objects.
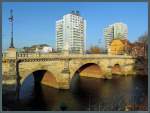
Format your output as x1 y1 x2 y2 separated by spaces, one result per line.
9 9 15 48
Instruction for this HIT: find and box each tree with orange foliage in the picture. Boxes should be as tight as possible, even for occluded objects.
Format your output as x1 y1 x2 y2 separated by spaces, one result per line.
88 46 101 54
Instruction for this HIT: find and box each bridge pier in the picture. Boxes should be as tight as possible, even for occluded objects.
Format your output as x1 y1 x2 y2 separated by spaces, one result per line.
2 59 17 86
59 69 70 89
2 48 17 84
57 59 71 89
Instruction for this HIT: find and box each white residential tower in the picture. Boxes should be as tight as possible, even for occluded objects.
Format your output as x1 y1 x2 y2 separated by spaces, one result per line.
104 22 128 51
56 11 86 54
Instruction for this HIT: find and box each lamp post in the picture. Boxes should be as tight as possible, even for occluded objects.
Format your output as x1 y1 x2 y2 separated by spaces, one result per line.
9 9 15 48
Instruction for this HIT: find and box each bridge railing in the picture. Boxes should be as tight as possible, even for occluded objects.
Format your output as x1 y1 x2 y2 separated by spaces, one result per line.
16 52 134 59
17 52 64 59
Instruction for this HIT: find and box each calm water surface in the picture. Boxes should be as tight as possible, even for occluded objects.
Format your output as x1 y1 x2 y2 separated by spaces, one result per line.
2 75 148 111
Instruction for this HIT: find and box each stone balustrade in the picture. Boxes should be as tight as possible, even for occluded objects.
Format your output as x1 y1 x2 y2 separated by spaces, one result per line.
15 52 133 59
2 52 134 62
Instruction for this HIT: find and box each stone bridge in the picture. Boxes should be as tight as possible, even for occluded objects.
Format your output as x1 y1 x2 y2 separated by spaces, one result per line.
2 52 136 89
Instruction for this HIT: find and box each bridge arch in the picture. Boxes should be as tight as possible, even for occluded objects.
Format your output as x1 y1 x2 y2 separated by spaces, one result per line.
71 63 104 79
20 69 59 89
111 63 123 75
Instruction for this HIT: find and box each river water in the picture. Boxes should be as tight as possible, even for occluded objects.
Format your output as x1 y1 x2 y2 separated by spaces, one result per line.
2 75 148 111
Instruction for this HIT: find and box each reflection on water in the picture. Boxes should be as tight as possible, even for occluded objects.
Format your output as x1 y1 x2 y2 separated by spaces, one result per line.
2 75 148 111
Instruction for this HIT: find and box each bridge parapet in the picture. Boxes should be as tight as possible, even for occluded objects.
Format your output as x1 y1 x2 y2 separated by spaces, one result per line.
17 52 63 59
16 52 134 59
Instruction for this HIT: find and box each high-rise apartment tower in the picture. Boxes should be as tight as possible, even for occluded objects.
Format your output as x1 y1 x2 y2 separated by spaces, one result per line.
56 11 86 54
104 22 128 51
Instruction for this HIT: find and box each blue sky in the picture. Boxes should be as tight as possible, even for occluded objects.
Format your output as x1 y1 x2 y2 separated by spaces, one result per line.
2 2 148 51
